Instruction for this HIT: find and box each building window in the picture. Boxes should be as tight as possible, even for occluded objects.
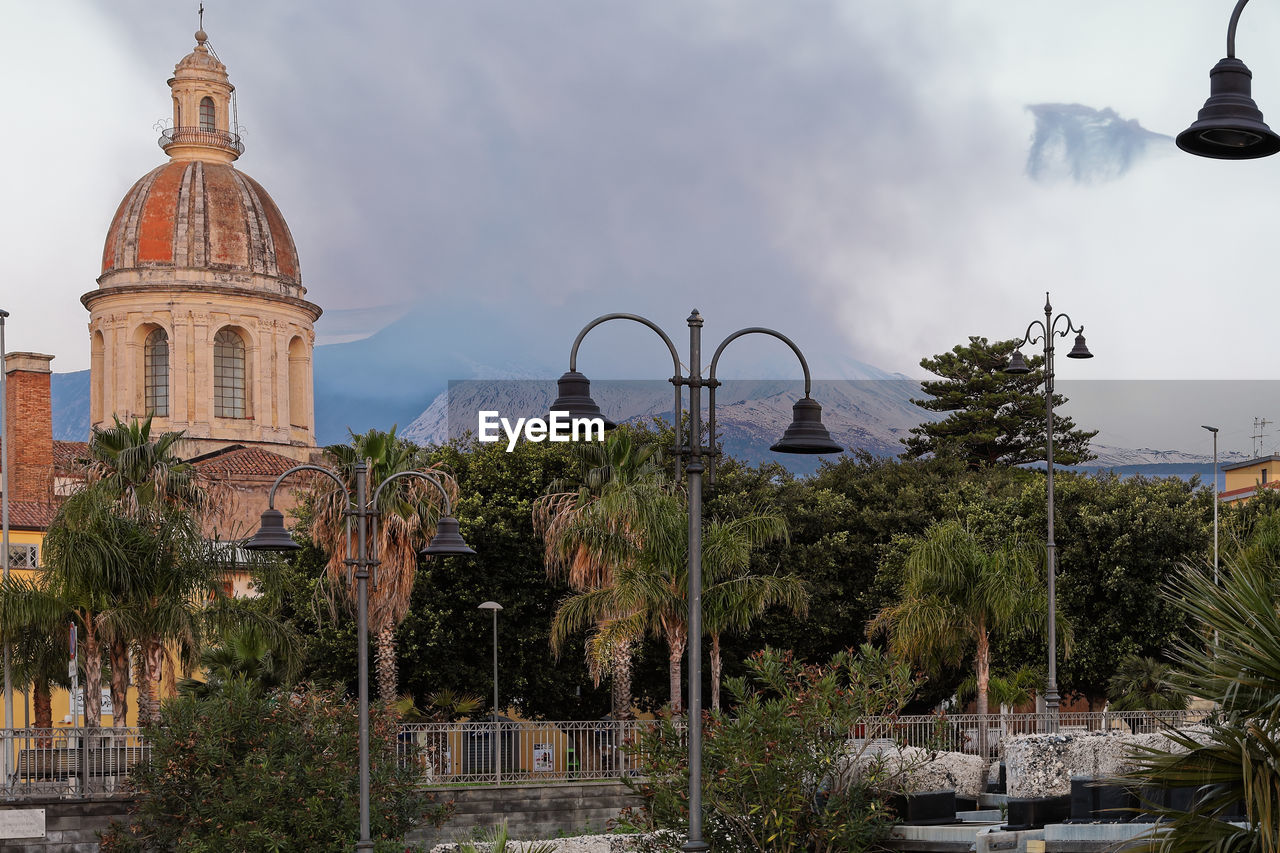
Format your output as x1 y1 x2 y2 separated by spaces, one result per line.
6 544 38 570
200 97 215 132
214 329 247 418
1264 469 1269 485
144 328 169 416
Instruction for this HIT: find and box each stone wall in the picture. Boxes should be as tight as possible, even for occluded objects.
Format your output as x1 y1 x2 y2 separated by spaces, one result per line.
408 782 642 850
0 782 641 851
0 796 135 852
1004 729 1208 797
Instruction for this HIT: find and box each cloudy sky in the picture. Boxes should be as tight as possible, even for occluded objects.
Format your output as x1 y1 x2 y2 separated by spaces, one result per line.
5 1 1280 454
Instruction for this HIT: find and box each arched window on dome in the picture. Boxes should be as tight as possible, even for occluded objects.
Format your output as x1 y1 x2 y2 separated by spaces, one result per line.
199 97 215 132
214 328 247 419
144 328 170 417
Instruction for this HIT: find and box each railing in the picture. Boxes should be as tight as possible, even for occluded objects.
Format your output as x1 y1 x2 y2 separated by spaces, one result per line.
1 727 150 798
0 710 1209 799
398 719 653 786
158 126 245 155
853 709 1210 759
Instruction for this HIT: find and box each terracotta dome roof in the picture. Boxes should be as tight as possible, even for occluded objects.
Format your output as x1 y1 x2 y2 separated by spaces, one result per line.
100 160 301 285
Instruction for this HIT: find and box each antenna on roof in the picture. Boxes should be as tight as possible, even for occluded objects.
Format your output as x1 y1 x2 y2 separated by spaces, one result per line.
1252 417 1273 457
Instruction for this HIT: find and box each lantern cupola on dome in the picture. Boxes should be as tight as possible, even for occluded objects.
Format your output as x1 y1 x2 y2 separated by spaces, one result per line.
159 28 243 163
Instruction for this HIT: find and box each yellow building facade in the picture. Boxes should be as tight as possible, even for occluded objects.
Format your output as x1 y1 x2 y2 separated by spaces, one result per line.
1219 454 1280 504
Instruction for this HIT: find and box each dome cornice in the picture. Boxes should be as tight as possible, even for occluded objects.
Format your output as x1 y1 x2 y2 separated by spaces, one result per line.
81 282 322 323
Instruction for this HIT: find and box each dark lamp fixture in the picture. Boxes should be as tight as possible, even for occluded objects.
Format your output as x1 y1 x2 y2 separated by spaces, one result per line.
244 508 300 551
1178 57 1280 159
770 397 843 455
550 370 616 429
1066 332 1093 359
1005 350 1032 374
420 515 476 556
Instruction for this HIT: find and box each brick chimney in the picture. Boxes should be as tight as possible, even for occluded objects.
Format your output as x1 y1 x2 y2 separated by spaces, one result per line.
2 352 55 504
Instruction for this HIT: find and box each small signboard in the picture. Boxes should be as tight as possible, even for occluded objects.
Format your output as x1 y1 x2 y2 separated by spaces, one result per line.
0 809 46 840
533 743 554 772
72 688 113 716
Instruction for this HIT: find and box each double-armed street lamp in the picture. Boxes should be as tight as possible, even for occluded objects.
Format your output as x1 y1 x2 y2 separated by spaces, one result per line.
1003 292 1093 730
245 461 475 853
550 309 843 852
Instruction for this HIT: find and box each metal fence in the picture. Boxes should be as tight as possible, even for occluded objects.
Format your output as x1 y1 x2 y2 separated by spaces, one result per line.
852 709 1210 759
397 719 653 786
0 727 150 797
0 710 1209 799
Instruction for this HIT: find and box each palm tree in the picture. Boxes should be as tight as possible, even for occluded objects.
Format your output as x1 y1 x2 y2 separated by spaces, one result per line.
535 431 672 720
177 625 287 699
70 416 213 723
310 428 456 702
1106 653 1186 713
0 576 72 730
869 520 1045 757
1117 558 1280 851
703 516 807 710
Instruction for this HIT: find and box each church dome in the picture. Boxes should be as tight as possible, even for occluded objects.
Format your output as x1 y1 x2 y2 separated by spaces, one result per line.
100 160 302 288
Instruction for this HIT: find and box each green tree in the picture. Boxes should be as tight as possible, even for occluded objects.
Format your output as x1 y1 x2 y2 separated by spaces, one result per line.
901 336 1096 467
1106 653 1185 712
99 683 449 852
311 427 457 703
869 520 1045 755
631 646 919 852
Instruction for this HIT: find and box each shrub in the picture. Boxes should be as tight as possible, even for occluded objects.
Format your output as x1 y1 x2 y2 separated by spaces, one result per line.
627 645 921 853
100 682 451 852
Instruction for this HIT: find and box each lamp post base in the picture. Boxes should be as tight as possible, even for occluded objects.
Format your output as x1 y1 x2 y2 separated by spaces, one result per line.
681 842 711 852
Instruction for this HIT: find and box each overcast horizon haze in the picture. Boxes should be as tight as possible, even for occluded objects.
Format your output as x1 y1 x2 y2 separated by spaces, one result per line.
7 2 1280 459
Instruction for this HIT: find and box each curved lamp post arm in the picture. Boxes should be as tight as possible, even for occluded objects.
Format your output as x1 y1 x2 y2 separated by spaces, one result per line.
1229 0 1252 58
264 463 351 510
1049 313 1085 339
705 326 816 485
1016 319 1049 350
264 462 357 573
367 469 458 584
568 312 686 478
370 469 456 516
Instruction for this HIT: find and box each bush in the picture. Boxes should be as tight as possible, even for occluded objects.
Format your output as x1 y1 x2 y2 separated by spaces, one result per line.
100 682 451 852
628 646 921 853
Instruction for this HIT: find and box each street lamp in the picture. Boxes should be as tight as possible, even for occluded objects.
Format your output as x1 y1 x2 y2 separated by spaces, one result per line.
552 309 842 852
1004 292 1092 730
1 307 11 776
478 601 502 782
245 460 475 852
1202 425 1220 645
1178 0 1280 159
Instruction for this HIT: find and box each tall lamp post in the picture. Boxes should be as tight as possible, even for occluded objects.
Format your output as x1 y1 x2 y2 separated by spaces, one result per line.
1202 425 1220 645
1 308 11 776
245 461 475 852
478 601 502 782
551 309 843 852
1178 0 1280 159
1003 292 1093 730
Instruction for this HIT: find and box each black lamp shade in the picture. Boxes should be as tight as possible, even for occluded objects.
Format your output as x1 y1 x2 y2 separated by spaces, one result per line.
244 508 301 551
550 370 616 429
770 398 843 455
1005 350 1032 374
1066 332 1093 359
1177 57 1280 159
420 516 476 556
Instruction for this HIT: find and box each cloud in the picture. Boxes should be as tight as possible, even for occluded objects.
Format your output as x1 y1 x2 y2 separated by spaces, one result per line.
1025 103 1172 184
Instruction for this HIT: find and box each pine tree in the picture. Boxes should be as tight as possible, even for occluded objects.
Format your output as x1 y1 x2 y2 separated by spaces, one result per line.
901 336 1096 467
